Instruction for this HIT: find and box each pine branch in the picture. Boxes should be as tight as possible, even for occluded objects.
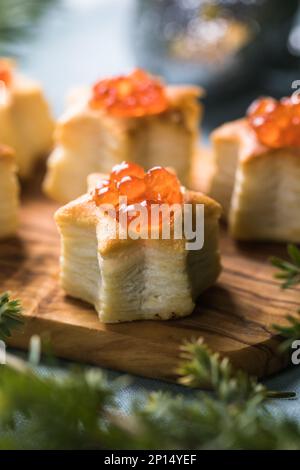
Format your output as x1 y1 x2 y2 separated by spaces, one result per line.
270 244 300 289
273 313 300 352
177 339 295 401
0 275 298 449
133 390 300 450
0 292 23 341
271 244 300 350
0 332 298 450
0 364 115 450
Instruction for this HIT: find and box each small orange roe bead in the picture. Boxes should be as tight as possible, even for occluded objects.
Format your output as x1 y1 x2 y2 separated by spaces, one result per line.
90 69 168 117
93 185 119 206
117 175 146 203
247 97 277 118
111 161 145 184
145 167 183 204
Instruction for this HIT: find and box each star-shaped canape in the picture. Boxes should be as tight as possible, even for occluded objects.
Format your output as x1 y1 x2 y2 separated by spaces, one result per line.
0 58 54 178
55 162 221 323
209 96 300 242
44 68 202 203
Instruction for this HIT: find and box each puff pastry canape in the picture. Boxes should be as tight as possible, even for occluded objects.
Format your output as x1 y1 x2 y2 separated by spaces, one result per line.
0 58 54 178
44 69 202 203
0 144 19 238
209 96 300 242
55 162 221 323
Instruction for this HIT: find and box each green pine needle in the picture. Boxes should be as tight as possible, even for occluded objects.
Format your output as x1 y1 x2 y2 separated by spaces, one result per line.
0 327 297 449
270 244 300 289
273 313 300 352
0 292 23 341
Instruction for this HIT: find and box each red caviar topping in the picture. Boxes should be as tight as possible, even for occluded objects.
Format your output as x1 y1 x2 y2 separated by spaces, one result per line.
92 161 183 225
90 69 168 117
0 60 12 86
247 96 300 148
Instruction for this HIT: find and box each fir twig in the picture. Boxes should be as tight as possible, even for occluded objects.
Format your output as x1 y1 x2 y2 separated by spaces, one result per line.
0 292 23 341
177 339 295 401
273 313 300 352
271 244 300 351
0 281 298 449
0 332 297 449
270 244 300 289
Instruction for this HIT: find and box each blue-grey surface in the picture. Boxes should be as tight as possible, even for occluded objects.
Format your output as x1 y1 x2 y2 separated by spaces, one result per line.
8 0 300 418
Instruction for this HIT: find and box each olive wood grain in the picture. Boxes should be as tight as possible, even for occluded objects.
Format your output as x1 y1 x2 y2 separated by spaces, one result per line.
2 175 297 382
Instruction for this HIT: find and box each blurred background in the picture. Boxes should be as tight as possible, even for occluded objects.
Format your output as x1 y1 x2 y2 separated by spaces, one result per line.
1 0 300 132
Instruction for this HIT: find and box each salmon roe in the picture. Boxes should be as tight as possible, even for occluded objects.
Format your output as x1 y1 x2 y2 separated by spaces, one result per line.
0 60 12 86
90 69 168 117
247 95 300 148
92 161 183 223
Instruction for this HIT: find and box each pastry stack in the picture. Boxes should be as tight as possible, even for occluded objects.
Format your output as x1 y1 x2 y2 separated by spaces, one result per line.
7 62 299 325
0 64 223 324
55 162 221 322
0 58 53 179
43 69 203 203
0 58 53 239
208 96 300 242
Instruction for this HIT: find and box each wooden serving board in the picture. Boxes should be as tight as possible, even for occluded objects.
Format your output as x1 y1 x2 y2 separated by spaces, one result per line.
2 175 299 382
